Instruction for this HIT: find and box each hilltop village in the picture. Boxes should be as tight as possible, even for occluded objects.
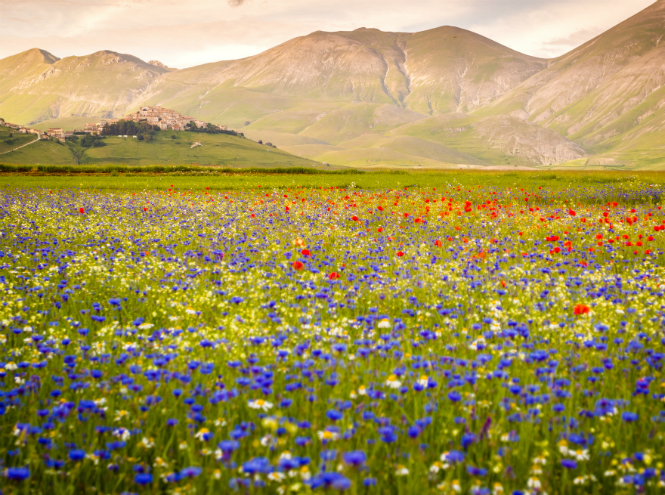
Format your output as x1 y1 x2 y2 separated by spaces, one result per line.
1 107 227 142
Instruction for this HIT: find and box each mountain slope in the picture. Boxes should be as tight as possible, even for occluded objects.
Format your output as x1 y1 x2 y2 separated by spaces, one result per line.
127 26 550 167
478 0 665 148
0 49 170 125
388 113 587 166
398 26 546 115
134 27 545 126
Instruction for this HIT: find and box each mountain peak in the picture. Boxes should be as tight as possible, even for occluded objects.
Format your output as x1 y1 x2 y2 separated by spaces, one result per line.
31 48 60 64
148 60 176 72
15 48 60 65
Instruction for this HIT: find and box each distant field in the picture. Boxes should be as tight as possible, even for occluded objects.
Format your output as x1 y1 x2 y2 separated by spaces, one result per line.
31 116 96 132
2 169 664 192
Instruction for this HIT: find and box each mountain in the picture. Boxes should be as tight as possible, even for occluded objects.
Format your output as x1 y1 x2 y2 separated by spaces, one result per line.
0 1 664 168
134 26 546 124
0 49 171 125
0 48 61 120
130 26 566 167
478 0 665 166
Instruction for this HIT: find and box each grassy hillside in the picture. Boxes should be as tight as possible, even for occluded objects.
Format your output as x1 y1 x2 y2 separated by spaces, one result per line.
0 129 329 169
0 139 76 165
0 125 38 154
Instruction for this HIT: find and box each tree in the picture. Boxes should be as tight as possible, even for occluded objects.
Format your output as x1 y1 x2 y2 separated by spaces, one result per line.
101 119 157 137
80 134 105 148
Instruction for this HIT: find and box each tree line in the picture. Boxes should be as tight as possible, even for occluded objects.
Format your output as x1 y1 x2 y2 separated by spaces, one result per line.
101 120 160 140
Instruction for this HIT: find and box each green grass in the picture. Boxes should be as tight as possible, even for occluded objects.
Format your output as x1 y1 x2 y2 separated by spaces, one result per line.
313 147 455 169
241 130 330 147
388 115 534 166
0 125 37 153
0 137 76 164
0 130 335 169
3 169 664 192
78 132 324 168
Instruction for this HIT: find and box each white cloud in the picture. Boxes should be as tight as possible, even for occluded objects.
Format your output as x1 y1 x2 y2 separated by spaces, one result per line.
0 0 657 68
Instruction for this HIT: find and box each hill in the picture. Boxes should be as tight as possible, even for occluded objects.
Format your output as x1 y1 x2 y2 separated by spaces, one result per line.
0 126 328 169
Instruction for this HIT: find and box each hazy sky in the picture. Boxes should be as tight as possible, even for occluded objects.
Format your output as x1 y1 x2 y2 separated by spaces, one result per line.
0 0 655 68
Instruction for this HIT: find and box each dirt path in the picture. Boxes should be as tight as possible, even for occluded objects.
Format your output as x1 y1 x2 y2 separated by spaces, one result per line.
0 136 40 155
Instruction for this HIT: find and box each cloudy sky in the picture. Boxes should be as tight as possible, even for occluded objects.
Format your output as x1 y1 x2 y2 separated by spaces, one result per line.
0 0 655 68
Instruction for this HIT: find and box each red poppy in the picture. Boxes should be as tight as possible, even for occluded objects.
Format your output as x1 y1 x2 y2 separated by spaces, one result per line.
352 216 359 221
301 249 311 256
79 208 85 214
396 251 404 257
292 261 304 270
434 240 442 247
573 304 590 315
328 272 340 280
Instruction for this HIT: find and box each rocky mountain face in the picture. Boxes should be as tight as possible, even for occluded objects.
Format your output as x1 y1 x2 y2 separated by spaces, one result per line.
0 1 663 168
148 60 173 71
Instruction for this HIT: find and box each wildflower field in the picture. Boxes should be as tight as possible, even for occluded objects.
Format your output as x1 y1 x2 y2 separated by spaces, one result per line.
1 173 664 494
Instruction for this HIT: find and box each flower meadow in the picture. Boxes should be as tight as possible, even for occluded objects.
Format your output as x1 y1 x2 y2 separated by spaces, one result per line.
1 181 664 495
